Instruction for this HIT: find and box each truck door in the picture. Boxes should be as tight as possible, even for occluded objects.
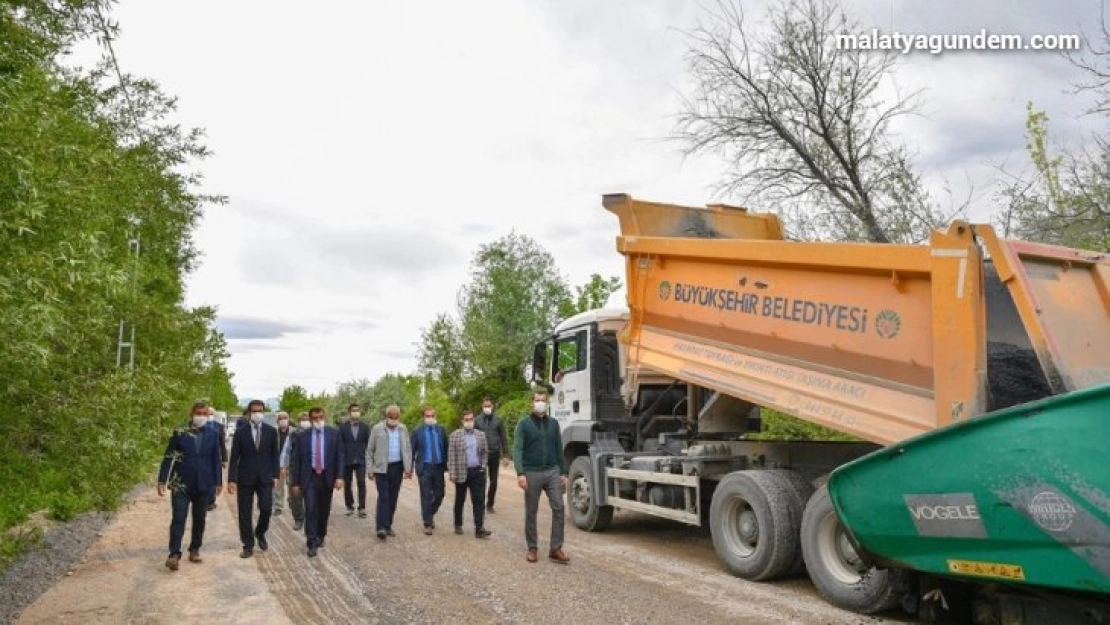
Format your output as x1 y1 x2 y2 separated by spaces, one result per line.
551 327 591 425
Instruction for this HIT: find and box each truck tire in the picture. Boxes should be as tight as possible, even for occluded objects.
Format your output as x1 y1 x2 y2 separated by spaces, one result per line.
777 470 815 577
801 485 903 614
567 456 613 532
709 470 803 581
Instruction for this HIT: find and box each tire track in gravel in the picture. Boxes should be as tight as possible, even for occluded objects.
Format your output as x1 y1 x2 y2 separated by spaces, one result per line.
237 502 384 624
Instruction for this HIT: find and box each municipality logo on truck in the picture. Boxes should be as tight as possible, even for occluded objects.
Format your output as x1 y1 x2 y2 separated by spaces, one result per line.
657 279 901 339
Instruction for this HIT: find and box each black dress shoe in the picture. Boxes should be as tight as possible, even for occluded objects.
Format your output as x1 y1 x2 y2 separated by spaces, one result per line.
386 528 396 537
358 509 367 518
318 538 325 548
376 529 387 540
346 508 355 516
256 533 268 551
207 503 217 512
293 520 304 531
307 547 318 558
475 528 492 539
486 506 495 514
239 548 253 559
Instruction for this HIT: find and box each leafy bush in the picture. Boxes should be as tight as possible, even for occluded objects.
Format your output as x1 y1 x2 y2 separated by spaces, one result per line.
0 2 228 572
751 408 862 441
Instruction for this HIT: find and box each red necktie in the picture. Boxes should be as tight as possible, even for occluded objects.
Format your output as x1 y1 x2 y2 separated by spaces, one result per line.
314 431 323 474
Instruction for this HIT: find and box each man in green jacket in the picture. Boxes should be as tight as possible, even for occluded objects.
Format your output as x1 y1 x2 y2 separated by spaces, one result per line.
513 390 570 564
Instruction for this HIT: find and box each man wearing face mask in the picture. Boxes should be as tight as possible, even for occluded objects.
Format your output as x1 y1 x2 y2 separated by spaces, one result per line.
410 406 448 535
473 396 507 514
338 403 371 518
279 413 311 530
227 399 281 559
157 401 223 571
513 390 569 564
273 412 293 517
367 405 413 540
205 406 227 512
448 410 491 538
290 407 345 557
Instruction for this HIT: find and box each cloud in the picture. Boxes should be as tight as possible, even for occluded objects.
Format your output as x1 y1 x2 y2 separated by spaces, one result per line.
226 198 468 289
218 316 309 340
375 348 417 361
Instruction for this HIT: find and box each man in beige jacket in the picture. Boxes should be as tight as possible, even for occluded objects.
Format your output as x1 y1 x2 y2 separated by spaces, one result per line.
367 405 413 539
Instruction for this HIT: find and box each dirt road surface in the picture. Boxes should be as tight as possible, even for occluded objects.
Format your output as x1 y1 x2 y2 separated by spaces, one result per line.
16 464 909 624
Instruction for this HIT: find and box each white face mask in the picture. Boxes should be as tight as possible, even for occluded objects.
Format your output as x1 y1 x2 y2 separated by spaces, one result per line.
533 401 547 415
350 412 361 420
192 415 208 428
250 412 263 425
386 418 399 428
424 417 436 425
299 420 310 429
482 407 492 415
312 421 324 431
463 421 475 430
277 419 289 429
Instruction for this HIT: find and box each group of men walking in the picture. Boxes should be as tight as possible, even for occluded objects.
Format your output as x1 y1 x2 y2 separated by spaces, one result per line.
157 391 568 568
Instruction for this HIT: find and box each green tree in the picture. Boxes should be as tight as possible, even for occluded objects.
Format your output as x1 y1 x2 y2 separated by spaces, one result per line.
458 233 571 379
326 378 373 421
558 273 623 318
416 313 466 403
0 0 230 566
279 384 312 416
997 106 1109 251
363 373 422 423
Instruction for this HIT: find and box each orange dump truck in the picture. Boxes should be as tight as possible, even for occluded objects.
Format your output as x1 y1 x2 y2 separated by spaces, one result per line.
530 194 1109 618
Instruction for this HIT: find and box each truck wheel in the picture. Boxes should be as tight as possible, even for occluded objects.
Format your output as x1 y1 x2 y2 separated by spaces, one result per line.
777 470 814 577
709 470 802 581
801 485 903 614
568 456 613 531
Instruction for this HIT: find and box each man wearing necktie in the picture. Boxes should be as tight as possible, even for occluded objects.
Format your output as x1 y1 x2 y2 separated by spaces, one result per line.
290 407 345 557
227 400 280 559
411 406 448 535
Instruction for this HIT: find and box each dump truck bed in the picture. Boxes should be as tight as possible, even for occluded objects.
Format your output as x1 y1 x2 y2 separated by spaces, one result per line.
606 194 1110 445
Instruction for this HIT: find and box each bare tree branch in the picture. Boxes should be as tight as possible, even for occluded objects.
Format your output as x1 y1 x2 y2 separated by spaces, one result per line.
675 0 942 243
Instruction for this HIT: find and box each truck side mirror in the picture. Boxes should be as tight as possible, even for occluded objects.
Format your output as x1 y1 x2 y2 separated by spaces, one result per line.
531 342 547 383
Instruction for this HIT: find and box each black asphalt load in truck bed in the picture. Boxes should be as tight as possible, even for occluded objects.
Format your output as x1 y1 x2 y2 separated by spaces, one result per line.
987 341 1053 409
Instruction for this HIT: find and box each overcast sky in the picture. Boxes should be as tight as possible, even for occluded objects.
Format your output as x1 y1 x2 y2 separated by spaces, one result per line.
96 0 1105 402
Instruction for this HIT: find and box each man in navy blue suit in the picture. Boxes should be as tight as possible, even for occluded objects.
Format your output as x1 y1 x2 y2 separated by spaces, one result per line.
228 399 281 559
411 405 448 535
158 401 223 571
291 406 345 557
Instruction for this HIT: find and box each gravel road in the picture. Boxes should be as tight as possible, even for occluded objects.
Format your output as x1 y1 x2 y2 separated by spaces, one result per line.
12 465 914 624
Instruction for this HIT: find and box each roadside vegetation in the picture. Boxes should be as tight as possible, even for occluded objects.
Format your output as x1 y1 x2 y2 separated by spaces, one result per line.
0 1 235 570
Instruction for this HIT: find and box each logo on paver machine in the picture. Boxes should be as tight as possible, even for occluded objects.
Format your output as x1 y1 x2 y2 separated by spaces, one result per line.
874 309 902 339
1028 491 1077 533
658 280 672 301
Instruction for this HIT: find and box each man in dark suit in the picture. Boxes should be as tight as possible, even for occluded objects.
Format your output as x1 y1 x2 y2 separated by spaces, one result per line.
411 405 448 535
158 401 223 571
228 399 280 559
205 406 227 512
291 406 345 557
338 403 370 518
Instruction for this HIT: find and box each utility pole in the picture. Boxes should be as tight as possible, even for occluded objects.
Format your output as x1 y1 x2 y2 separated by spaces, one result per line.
116 215 140 368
